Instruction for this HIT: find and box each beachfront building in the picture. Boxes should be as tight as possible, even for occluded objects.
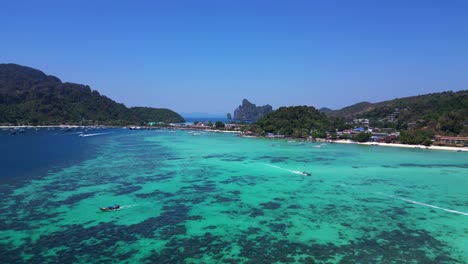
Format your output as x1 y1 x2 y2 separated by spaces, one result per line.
266 133 285 138
370 132 389 142
225 123 241 131
370 132 399 143
353 127 366 133
433 136 468 147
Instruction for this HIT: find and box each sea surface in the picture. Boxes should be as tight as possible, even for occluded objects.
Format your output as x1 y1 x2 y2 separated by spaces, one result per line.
0 128 467 263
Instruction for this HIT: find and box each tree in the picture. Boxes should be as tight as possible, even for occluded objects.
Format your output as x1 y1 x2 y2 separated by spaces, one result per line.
215 121 225 129
352 132 371 142
399 130 434 146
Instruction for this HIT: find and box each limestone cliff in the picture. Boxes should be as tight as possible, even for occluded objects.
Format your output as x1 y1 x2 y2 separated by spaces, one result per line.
233 99 273 121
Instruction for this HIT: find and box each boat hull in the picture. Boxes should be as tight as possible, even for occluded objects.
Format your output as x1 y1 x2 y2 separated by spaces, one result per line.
100 207 120 212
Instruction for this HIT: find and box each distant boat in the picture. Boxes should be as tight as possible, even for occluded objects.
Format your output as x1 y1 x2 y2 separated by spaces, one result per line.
302 172 312 176
9 128 25 134
100 204 120 211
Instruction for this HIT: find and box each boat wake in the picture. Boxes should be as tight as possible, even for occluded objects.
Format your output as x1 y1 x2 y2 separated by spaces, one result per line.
376 192 468 216
263 163 309 176
119 204 139 209
79 132 112 137
67 131 83 135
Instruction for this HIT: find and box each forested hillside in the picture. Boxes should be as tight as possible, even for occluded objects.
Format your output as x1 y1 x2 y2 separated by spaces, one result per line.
252 106 330 137
327 91 468 135
0 64 184 125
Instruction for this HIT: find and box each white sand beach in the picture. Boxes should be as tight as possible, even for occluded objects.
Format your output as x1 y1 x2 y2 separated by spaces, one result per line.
203 129 242 133
333 140 468 152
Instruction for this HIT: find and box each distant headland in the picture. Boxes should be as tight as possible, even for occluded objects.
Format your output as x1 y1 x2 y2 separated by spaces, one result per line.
0 63 184 126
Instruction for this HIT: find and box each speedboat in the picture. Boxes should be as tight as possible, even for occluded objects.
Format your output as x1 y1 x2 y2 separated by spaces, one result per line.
302 172 312 176
100 204 120 211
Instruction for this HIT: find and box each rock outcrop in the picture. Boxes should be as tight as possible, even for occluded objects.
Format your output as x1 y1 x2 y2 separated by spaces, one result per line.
233 99 273 121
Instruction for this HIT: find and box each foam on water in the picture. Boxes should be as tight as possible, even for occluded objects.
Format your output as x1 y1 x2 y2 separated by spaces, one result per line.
263 163 306 175
79 132 112 137
119 204 139 209
377 192 468 216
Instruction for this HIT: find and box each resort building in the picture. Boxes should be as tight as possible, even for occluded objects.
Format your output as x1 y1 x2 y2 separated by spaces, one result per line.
433 136 468 147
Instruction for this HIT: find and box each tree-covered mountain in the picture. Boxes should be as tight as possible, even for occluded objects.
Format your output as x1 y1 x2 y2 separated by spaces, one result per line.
326 90 468 136
327 102 374 118
0 63 184 125
318 107 333 113
248 90 467 138
251 106 330 137
128 107 184 124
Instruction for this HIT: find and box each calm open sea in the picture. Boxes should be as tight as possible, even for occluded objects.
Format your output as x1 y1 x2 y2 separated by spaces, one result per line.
0 128 467 263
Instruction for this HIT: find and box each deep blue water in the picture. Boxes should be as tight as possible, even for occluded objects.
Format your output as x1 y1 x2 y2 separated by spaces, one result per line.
0 128 119 184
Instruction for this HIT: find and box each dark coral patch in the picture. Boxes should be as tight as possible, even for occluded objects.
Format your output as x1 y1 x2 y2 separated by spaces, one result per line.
269 223 287 233
249 208 265 218
260 202 281 210
113 185 142 196
61 192 95 205
134 190 173 199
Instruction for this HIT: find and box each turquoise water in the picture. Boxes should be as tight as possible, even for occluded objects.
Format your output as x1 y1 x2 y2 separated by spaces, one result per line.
1 129 467 263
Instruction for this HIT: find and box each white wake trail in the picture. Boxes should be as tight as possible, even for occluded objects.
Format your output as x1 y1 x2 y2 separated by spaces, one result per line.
79 132 112 137
376 192 468 216
263 163 304 175
120 204 139 209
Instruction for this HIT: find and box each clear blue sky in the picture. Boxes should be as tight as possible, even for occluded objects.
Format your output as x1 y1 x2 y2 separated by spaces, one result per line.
1 0 467 115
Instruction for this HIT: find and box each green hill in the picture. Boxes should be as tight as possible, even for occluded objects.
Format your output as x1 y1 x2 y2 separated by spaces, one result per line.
327 91 468 136
128 107 185 124
253 106 329 137
0 63 184 125
327 102 373 118
318 107 333 113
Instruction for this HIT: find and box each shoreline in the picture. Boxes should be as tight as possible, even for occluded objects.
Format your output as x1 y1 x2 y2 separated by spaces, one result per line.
332 139 468 152
2 125 466 152
202 129 241 134
238 135 467 152
0 125 243 134
0 125 113 129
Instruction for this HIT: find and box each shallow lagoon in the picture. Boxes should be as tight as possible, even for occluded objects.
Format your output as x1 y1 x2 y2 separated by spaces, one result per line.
1 129 467 263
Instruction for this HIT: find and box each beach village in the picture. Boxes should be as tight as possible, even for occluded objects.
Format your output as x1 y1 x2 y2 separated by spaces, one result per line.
164 119 468 151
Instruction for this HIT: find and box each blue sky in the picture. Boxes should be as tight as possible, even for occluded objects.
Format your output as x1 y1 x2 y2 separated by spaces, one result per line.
1 0 467 115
